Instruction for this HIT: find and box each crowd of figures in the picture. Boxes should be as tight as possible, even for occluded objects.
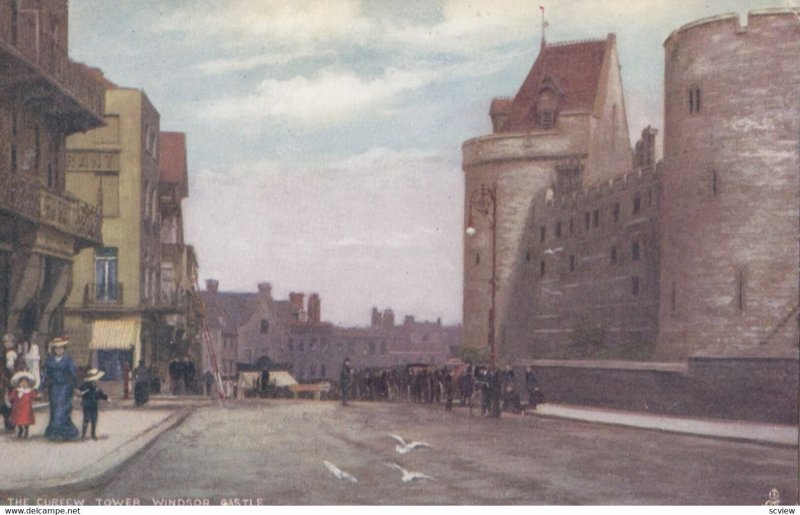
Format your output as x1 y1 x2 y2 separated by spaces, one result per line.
337 358 543 417
0 333 114 442
167 357 198 395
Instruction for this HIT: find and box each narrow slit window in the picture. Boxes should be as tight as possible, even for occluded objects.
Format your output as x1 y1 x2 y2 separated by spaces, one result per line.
712 170 718 196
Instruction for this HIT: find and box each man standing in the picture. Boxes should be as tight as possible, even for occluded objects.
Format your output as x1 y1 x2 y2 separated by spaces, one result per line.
339 357 352 406
525 365 543 409
133 360 150 406
168 358 181 395
183 357 196 395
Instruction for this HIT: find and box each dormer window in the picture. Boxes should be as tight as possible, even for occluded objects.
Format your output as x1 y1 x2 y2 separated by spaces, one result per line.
537 89 558 129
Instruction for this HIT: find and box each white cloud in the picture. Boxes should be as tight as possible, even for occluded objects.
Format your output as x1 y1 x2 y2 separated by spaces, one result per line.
200 67 437 126
154 0 375 48
195 48 332 75
386 0 536 54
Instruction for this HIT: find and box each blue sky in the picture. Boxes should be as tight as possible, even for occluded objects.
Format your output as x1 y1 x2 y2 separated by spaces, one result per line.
68 0 786 326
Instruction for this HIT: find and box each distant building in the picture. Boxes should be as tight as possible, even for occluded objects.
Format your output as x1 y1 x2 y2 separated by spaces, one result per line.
158 132 203 375
198 280 239 380
197 282 461 381
0 1 105 344
285 303 461 381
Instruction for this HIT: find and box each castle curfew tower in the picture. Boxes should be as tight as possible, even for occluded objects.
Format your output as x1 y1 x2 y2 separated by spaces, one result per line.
462 35 632 360
657 9 800 359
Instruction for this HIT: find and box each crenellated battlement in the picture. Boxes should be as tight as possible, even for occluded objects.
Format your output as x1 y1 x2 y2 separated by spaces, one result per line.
664 8 800 46
543 165 659 211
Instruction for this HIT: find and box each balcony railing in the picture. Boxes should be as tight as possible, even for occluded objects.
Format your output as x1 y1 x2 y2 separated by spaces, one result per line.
0 170 102 245
0 9 104 127
84 282 124 307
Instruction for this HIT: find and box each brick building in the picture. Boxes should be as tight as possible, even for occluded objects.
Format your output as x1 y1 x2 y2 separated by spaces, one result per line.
463 9 799 364
0 0 104 344
200 281 461 382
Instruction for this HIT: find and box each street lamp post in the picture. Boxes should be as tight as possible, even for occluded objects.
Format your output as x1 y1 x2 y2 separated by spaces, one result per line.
466 182 497 368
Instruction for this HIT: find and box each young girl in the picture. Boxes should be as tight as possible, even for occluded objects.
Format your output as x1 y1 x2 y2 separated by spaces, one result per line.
9 371 37 438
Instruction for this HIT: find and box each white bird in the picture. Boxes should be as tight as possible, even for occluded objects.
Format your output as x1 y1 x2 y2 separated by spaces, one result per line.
543 247 564 255
387 462 435 482
323 460 358 483
541 287 563 296
387 433 432 454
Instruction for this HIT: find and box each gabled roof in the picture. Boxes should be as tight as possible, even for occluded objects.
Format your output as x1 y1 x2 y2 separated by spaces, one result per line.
159 132 188 198
200 291 253 333
501 36 611 132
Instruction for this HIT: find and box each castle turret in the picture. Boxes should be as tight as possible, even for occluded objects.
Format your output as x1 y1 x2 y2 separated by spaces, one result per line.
657 9 800 358
463 34 633 359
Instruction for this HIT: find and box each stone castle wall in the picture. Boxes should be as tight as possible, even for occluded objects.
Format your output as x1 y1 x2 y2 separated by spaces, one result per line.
502 166 661 360
657 9 800 359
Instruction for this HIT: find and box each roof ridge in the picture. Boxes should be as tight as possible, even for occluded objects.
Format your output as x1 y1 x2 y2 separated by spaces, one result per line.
547 37 607 47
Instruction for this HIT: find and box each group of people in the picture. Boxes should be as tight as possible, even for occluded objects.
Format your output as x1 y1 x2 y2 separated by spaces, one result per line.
167 356 197 395
1 334 112 442
337 358 543 416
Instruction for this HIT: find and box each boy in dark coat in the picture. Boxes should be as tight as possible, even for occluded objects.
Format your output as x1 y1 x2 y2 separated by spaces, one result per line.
79 368 108 440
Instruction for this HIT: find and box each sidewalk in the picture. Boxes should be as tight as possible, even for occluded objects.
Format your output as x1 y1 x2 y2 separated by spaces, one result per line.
527 403 798 447
0 398 202 492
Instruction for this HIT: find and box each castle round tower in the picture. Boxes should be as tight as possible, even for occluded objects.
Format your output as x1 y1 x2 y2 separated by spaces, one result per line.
462 35 632 360
657 9 800 359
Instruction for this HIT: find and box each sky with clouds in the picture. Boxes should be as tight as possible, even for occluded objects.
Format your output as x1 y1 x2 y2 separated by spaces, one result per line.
68 0 786 326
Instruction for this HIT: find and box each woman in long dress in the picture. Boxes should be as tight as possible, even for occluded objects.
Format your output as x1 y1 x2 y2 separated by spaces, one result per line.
39 337 79 441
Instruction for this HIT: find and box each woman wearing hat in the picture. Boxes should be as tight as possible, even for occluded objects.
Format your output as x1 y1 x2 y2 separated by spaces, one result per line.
39 337 80 441
8 371 36 438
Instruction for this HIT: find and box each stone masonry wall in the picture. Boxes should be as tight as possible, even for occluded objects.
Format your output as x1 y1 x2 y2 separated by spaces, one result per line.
522 357 798 424
657 10 800 359
503 167 661 361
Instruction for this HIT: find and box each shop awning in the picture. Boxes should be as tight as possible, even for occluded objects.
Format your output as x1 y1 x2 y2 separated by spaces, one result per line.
269 371 298 387
89 317 140 350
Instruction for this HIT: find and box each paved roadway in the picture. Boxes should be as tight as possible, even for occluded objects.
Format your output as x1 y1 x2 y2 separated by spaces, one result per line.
38 400 798 505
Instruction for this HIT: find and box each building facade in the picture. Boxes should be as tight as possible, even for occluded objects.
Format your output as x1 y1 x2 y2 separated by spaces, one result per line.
0 0 104 346
157 132 203 376
462 9 800 363
64 80 165 375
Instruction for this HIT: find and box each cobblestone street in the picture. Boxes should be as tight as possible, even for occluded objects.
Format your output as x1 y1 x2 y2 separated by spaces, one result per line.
22 400 798 505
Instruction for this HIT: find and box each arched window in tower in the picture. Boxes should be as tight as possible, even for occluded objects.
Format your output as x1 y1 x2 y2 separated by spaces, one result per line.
537 88 558 129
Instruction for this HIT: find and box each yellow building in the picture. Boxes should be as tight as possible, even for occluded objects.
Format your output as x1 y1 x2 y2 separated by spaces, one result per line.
64 75 164 378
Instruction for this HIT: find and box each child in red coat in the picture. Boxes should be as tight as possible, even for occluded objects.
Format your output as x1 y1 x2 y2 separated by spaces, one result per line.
9 371 37 438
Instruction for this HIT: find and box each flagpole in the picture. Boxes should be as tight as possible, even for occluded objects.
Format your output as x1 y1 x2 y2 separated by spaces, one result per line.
539 5 546 49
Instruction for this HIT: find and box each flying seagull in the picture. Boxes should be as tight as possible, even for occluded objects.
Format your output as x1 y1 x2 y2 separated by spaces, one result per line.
387 433 432 454
323 460 358 483
386 462 435 482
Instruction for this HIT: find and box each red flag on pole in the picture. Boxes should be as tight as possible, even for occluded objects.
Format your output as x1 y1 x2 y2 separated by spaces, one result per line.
540 5 545 12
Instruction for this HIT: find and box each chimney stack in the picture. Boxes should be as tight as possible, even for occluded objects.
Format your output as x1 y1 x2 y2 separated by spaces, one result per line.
308 293 321 323
206 279 219 293
257 282 272 298
383 309 395 329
